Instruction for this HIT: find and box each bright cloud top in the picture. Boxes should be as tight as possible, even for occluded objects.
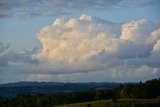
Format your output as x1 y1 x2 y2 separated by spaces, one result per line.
35 15 120 63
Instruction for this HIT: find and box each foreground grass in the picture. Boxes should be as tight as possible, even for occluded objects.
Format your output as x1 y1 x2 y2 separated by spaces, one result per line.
55 99 160 107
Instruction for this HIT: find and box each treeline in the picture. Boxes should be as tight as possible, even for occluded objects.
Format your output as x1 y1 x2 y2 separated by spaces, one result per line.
0 78 160 107
114 78 160 99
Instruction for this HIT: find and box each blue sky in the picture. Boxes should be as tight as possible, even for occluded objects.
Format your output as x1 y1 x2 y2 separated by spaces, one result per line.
0 0 160 83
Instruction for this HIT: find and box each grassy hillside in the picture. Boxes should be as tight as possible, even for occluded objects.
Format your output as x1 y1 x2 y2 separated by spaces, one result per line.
55 99 160 107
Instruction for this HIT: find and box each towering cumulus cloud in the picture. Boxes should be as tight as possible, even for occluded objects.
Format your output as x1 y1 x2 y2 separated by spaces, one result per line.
35 15 120 63
32 14 160 81
1 14 159 83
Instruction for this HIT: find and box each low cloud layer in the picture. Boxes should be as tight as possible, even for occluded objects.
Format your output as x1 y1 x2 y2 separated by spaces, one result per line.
0 14 160 83
0 44 38 66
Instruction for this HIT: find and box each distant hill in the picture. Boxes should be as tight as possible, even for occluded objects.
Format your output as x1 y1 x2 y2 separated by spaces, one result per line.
0 81 66 87
0 81 121 98
0 78 159 107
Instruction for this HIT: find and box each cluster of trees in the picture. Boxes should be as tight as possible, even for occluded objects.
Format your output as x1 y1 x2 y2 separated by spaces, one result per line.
0 78 159 107
0 90 114 107
114 78 160 99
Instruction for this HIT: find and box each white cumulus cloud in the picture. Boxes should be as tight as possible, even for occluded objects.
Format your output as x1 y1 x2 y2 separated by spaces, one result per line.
1 14 160 83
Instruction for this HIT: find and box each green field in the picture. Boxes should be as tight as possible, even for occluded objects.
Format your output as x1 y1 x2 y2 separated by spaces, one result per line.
55 99 160 107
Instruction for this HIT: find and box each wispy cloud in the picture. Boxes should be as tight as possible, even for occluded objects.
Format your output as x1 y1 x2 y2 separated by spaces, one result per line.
0 0 159 18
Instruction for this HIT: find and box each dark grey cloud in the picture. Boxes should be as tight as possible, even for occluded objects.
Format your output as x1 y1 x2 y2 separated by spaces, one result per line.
0 0 159 18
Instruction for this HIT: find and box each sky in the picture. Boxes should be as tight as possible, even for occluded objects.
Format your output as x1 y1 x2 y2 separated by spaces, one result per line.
0 0 160 83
